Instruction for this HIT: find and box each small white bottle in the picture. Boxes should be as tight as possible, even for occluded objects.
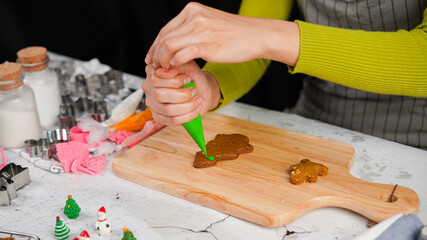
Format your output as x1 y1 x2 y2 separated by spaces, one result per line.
0 62 42 149
17 46 62 128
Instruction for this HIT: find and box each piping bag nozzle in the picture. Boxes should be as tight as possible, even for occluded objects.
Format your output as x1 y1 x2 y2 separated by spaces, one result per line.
182 81 214 161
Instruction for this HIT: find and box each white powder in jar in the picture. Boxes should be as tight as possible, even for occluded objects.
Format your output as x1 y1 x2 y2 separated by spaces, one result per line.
17 47 62 129
0 84 42 148
24 68 61 128
0 108 42 148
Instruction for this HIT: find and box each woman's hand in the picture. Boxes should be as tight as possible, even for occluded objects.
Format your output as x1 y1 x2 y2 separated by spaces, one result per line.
145 2 300 69
142 60 221 126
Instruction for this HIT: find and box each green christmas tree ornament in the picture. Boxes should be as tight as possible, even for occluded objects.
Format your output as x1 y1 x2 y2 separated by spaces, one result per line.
64 194 81 219
55 216 71 239
122 226 137 240
182 81 214 161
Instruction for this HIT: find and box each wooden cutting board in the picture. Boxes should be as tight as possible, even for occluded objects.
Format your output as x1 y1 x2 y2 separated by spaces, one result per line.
113 113 419 227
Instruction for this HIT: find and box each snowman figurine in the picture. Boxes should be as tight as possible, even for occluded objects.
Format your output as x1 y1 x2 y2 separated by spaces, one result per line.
96 206 112 236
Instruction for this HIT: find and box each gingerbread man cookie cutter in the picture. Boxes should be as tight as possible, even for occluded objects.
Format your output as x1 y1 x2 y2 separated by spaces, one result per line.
24 129 70 160
24 139 51 160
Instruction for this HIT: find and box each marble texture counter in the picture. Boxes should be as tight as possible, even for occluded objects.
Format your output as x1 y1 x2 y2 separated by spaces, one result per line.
1 56 426 239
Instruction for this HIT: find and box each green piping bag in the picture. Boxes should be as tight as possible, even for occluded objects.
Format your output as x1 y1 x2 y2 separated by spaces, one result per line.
182 82 214 161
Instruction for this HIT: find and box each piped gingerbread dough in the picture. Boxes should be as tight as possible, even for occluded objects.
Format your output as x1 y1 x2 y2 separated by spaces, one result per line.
193 134 253 168
289 159 328 185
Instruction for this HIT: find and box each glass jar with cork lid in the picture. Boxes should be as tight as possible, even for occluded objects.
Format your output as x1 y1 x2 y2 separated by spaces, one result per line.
17 46 62 128
0 62 42 149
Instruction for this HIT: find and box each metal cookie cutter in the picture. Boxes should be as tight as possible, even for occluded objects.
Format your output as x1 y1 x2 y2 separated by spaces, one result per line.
0 229 40 239
24 139 52 160
74 97 108 122
0 148 16 206
46 129 70 157
105 69 124 90
58 101 77 129
90 98 108 122
0 148 31 206
46 129 70 144
75 74 90 97
0 175 17 206
75 96 93 114
86 70 124 97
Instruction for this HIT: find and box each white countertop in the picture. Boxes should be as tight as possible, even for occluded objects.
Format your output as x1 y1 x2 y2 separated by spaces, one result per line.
1 57 426 239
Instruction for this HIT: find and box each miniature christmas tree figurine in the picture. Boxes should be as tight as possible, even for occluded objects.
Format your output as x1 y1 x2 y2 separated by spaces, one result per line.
73 230 91 240
64 195 81 219
96 206 112 236
55 216 71 239
122 227 137 240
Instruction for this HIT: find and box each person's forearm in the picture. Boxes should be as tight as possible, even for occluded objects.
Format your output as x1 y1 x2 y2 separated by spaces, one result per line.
203 71 222 111
263 20 300 67
289 9 427 97
202 0 294 110
202 59 271 109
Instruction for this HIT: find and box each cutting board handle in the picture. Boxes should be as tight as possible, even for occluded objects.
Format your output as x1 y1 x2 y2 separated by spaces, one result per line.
302 179 420 223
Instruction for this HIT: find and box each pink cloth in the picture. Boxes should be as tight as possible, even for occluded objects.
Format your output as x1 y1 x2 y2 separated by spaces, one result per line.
56 141 108 174
109 131 135 145
55 141 91 172
71 125 107 146
56 121 164 174
81 156 107 174
121 120 165 148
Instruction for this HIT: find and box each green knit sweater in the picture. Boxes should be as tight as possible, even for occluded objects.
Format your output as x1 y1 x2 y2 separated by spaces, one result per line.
202 0 427 109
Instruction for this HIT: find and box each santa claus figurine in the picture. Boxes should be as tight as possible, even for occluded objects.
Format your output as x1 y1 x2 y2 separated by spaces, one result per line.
73 230 90 240
96 206 112 236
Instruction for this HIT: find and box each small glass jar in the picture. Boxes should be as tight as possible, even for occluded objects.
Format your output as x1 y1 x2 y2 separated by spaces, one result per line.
0 62 42 149
17 46 62 128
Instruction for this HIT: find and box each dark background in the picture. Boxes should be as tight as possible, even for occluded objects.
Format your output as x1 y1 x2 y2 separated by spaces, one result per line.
0 0 303 111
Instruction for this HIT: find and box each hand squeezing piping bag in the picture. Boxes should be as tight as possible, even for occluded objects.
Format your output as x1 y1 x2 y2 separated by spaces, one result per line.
182 82 214 161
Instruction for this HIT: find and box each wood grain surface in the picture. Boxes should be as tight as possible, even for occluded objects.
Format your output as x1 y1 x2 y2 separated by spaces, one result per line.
113 113 419 227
